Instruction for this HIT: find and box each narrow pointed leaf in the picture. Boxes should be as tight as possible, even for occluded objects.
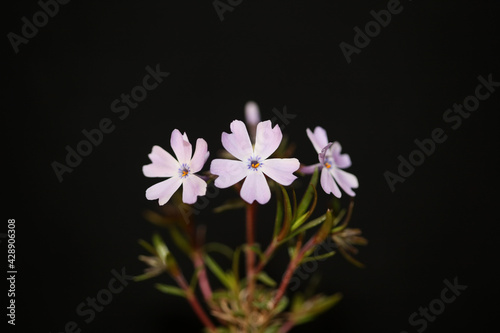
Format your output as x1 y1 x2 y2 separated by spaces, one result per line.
277 185 293 241
204 242 234 259
134 273 153 282
296 167 319 218
273 186 284 238
315 210 334 244
256 271 277 287
190 267 201 290
301 251 336 263
292 184 318 231
155 283 187 298
246 244 265 262
138 239 156 255
152 233 169 261
279 214 326 245
232 246 242 282
203 254 232 289
169 226 192 255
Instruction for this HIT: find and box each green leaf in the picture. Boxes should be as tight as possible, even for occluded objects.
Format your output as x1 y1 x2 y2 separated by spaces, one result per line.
291 184 318 231
133 273 153 282
245 244 264 262
204 242 234 260
273 186 284 238
291 293 305 312
271 295 289 316
301 251 336 263
292 293 343 325
152 233 169 261
332 208 346 227
169 226 192 255
312 293 343 314
256 271 277 287
315 210 334 244
279 214 326 245
155 283 187 298
190 267 201 290
291 189 298 221
232 246 242 282
277 185 293 240
203 254 232 289
138 239 156 255
296 167 319 218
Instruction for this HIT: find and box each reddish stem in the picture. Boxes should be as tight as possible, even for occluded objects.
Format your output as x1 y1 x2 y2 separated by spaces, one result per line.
175 274 216 332
273 237 316 306
246 202 258 298
254 240 278 275
193 250 212 302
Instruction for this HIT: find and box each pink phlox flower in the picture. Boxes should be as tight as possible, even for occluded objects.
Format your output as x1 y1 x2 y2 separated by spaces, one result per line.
210 120 300 204
302 126 359 198
143 129 209 205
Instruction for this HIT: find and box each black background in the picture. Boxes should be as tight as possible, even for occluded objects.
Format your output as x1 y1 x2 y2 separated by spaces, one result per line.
4 0 500 332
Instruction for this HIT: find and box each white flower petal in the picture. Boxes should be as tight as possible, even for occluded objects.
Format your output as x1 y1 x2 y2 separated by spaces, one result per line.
320 167 341 198
306 126 329 154
182 175 207 204
330 141 352 169
254 120 282 160
170 129 192 165
190 138 209 173
221 120 253 161
240 171 271 204
330 168 358 197
145 177 183 205
299 163 322 174
211 159 249 188
143 145 180 178
261 158 299 186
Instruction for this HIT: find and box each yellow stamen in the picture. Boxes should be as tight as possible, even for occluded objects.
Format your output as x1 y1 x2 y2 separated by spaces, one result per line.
325 162 331 169
251 162 260 168
182 170 189 177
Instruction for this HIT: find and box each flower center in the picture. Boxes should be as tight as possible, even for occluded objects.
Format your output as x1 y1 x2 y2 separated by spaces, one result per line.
324 158 333 169
248 156 263 171
179 164 190 178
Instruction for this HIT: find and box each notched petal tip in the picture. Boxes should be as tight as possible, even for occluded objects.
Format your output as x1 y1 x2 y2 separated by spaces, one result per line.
170 129 193 165
254 120 283 160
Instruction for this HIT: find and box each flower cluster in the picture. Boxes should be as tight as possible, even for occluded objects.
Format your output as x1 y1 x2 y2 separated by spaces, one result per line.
143 107 358 206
